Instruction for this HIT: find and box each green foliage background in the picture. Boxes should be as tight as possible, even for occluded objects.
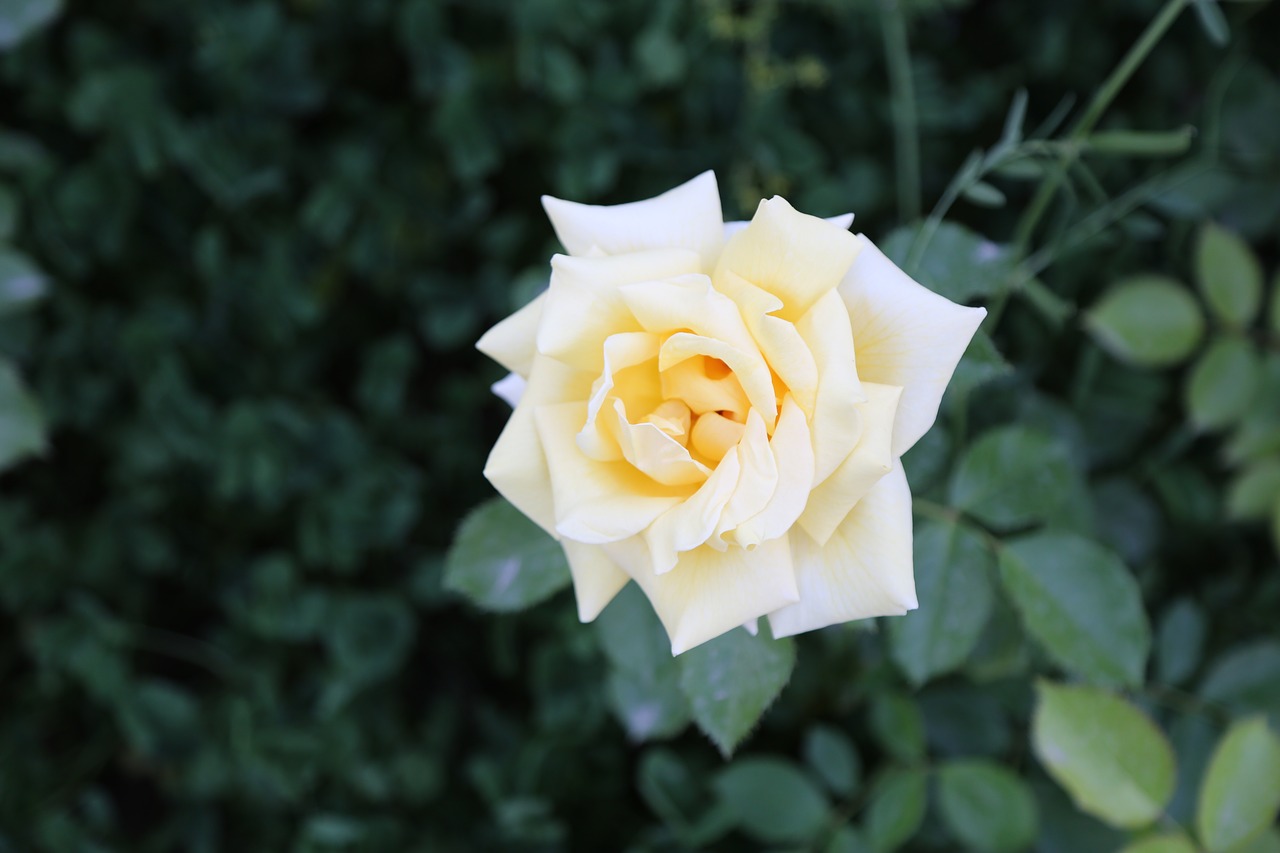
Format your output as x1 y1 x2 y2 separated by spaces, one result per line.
2 0 1279 850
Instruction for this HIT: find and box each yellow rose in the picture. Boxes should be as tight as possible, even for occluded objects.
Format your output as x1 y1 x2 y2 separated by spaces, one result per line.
478 172 985 654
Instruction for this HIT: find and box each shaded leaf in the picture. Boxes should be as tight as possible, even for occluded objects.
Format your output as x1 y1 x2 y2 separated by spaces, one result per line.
937 759 1038 852
1199 641 1280 718
1196 222 1263 327
0 359 46 471
1116 833 1198 853
1185 337 1261 430
713 757 830 845
1085 275 1204 367
444 497 571 612
0 0 63 51
0 247 48 315
803 725 862 798
864 767 927 853
1226 457 1280 520
1155 598 1207 686
949 426 1077 531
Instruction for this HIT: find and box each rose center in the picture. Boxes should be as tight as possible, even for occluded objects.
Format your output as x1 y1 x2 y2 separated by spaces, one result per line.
656 354 750 463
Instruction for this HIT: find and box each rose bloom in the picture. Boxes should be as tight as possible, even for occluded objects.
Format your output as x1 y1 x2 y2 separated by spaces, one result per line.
478 172 985 654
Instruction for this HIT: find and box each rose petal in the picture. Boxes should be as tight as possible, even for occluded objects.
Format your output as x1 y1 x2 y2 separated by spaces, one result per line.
797 289 867 484
534 401 687 544
797 381 902 545
716 197 862 321
542 171 725 272
577 331 663 462
659 332 776 430
608 398 711 487
732 395 815 548
491 372 526 408
642 443 742 574
562 540 631 622
768 463 916 639
722 212 854 242
839 235 987 455
713 408 778 544
606 535 801 655
476 291 545 378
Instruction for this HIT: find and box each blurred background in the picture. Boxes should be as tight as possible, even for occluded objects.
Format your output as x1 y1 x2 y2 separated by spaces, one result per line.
1 0 1279 850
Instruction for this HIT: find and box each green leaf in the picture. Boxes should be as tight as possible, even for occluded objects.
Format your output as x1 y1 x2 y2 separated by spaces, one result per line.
1084 275 1205 367
0 359 46 471
1116 833 1198 853
1197 717 1280 852
713 757 830 844
677 624 795 757
1226 457 1280 520
1199 641 1280 717
803 724 862 798
863 767 927 853
636 748 733 847
444 497 571 612
0 247 48 315
605 669 691 742
881 221 1015 302
0 182 17 239
0 0 63 51
1086 126 1197 157
888 519 995 685
999 532 1150 687
1032 682 1177 829
1155 598 1207 686
327 595 415 680
937 759 1038 852
1192 0 1230 46
868 693 926 763
943 330 1013 408
1185 337 1261 430
1234 829 1280 853
1196 222 1263 327
949 426 1077 531
963 181 1007 208
1270 269 1280 336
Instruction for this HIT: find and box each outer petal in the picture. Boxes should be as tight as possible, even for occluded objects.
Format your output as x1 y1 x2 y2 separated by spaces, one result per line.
476 292 545 378
839 235 987 455
715 197 862 321
483 354 595 536
562 540 631 622
491 373 526 408
768 463 916 639
723 212 854 242
606 535 801 655
542 171 725 272
797 382 902 545
534 401 687 544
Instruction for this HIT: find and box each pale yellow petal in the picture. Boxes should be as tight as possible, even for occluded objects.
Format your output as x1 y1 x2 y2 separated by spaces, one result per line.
797 382 902 545
715 196 862 321
476 291 545 378
643 445 742 574
534 401 687 544
490 372 526 408
606 535 800 655
562 539 631 622
723 212 855 243
542 171 725 272
840 235 987 455
619 273 760 354
797 289 867 484
733 395 816 548
608 399 710 487
769 464 916 639
659 332 776 430
538 250 700 372
483 355 595 536
714 408 778 544
577 331 662 461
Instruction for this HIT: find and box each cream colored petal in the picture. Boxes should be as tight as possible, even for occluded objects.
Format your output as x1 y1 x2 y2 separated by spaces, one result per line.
483 355 596 536
797 382 902 545
715 197 862 321
768 463 916 639
609 399 711 487
733 395 815 548
578 331 662 461
538 250 701 372
562 539 631 622
491 373 526 408
659 333 776 430
606 535 800 655
840 235 987 455
714 408 778 544
542 171 725 272
797 289 867 484
535 401 687 544
713 269 819 413
722 213 856 243
619 274 759 354
476 291 545 378
643 445 742 574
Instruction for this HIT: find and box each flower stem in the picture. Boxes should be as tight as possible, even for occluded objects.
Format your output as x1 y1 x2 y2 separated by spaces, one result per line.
1013 0 1192 251
879 0 920 224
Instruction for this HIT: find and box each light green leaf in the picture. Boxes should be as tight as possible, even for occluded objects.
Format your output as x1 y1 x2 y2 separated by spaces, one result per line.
937 759 1038 852
889 519 995 686
999 532 1150 686
0 359 46 471
1032 682 1176 829
963 181 1007 208
949 426 1077 531
1191 0 1230 46
864 767 927 853
0 0 63 51
1226 457 1280 520
1156 598 1207 686
713 757 830 844
1084 275 1205 367
677 624 795 757
605 669 691 742
1185 337 1261 430
868 693 926 763
1233 829 1280 853
443 497 571 612
0 247 48 315
1116 833 1198 853
1199 641 1280 717
803 724 862 798
1086 126 1196 157
1196 222 1263 327
1197 717 1280 852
